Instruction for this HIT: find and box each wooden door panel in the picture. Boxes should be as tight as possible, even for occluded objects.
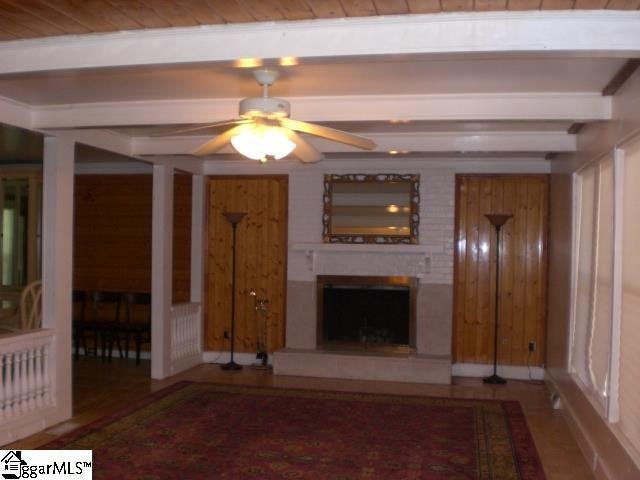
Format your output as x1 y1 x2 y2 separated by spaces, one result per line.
453 175 548 366
205 176 287 353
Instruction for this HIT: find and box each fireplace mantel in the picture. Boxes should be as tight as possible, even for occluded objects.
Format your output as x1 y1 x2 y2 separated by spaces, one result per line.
291 243 442 276
291 242 442 255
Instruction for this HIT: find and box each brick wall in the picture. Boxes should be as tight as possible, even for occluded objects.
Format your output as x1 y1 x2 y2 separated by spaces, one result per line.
287 166 455 284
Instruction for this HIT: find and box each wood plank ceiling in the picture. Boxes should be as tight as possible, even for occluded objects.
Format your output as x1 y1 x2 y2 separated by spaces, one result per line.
0 0 638 42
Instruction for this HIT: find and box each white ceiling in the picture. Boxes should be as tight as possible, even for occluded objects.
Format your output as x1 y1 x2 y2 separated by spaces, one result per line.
0 56 624 105
0 12 637 165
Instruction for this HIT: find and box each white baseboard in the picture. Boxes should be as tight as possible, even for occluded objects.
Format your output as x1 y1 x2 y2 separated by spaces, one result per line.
77 348 151 360
452 363 544 381
202 351 272 366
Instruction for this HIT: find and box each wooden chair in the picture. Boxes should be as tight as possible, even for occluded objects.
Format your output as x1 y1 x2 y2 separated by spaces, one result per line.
0 280 42 332
88 290 121 362
72 289 87 360
118 292 151 365
20 280 42 330
0 289 21 332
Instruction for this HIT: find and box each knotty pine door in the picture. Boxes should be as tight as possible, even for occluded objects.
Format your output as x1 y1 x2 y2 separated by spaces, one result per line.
453 175 549 367
205 176 288 354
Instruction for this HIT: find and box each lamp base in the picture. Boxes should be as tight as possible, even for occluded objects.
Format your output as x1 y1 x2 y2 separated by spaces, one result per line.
220 361 243 371
483 374 507 385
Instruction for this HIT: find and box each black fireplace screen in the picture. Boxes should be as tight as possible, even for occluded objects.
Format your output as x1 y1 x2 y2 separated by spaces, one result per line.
321 283 410 346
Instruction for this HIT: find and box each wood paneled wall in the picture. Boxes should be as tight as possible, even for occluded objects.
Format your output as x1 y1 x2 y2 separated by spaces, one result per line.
206 176 288 354
453 175 549 366
73 174 191 302
173 174 192 303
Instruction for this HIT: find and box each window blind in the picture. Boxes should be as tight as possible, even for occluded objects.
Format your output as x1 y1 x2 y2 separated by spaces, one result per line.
618 139 640 458
590 158 613 402
570 156 614 412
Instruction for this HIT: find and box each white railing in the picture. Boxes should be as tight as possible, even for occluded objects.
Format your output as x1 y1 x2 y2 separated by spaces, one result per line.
170 302 202 375
1 329 54 427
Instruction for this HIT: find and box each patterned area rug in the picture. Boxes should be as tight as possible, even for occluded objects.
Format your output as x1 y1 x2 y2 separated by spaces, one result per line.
45 382 546 479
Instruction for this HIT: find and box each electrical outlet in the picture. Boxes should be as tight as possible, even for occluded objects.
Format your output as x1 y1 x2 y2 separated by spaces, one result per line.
528 340 537 353
223 331 229 340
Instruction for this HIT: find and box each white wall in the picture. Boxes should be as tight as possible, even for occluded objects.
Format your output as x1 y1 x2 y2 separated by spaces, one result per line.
287 166 455 285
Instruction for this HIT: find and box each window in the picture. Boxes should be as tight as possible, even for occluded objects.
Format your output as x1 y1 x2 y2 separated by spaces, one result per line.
570 156 614 414
616 138 640 458
570 137 640 462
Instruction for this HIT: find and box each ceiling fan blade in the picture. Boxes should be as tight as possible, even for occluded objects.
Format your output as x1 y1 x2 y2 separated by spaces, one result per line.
283 129 324 163
192 124 248 156
281 118 376 151
155 119 248 137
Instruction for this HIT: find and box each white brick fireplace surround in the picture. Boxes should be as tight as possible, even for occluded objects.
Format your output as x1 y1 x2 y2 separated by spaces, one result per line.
273 164 456 384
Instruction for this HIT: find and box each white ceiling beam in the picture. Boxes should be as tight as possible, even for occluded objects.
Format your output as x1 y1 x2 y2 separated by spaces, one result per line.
59 130 203 172
202 157 551 176
48 129 134 159
32 93 610 129
133 131 575 156
363 132 576 152
0 96 32 129
0 12 638 75
74 162 153 175
141 155 204 174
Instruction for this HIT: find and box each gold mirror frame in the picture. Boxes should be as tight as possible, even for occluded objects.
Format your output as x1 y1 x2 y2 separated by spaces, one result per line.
322 173 420 244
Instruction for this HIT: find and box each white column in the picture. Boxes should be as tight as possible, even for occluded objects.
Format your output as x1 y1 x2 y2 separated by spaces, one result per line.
190 175 205 304
42 135 74 424
151 164 174 379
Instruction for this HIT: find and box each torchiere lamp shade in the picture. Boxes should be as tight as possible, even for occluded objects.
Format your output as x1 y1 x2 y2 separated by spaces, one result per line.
485 214 513 227
223 212 247 225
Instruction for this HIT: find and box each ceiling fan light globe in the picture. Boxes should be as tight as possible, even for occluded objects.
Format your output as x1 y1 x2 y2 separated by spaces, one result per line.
230 129 266 160
263 128 295 159
231 125 295 161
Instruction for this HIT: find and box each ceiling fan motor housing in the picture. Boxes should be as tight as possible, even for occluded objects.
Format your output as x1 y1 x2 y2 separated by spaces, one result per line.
239 97 291 119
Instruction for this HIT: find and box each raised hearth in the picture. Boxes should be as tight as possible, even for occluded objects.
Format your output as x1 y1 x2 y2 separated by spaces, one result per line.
273 349 451 384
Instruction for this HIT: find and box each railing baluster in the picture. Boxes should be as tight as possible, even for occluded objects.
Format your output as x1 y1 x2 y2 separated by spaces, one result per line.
20 350 28 414
9 352 17 419
169 303 202 373
0 330 55 425
35 346 43 409
27 349 36 411
43 342 51 407
0 353 6 422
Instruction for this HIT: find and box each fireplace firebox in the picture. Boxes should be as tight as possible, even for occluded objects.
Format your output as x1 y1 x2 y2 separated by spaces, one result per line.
317 275 416 352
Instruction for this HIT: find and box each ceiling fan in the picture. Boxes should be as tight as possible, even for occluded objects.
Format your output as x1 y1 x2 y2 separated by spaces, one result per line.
171 69 376 163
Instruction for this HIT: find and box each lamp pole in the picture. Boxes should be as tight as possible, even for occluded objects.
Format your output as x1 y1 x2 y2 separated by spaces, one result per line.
221 212 247 371
483 213 512 385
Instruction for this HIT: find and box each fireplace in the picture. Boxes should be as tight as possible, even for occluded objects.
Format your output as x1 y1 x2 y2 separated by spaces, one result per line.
316 275 417 353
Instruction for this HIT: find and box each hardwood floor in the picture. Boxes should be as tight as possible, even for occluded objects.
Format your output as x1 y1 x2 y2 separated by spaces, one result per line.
8 357 593 479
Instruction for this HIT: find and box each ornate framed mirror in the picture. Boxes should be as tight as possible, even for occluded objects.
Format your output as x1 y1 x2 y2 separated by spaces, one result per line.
323 173 420 244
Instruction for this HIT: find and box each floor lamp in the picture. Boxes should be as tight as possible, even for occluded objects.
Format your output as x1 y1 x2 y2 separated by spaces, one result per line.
484 213 512 385
221 212 247 371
